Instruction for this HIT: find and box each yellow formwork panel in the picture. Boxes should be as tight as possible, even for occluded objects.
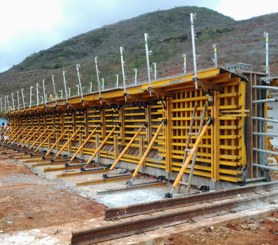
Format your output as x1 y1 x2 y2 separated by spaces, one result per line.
6 67 250 183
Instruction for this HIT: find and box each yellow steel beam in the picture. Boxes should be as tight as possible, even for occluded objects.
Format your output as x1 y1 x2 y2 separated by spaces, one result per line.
44 128 69 158
130 119 166 180
3 126 20 144
9 127 30 147
6 127 23 145
109 124 146 171
18 126 36 146
83 125 118 169
19 127 41 149
67 124 101 165
34 128 57 152
29 127 49 150
166 118 213 197
52 126 81 160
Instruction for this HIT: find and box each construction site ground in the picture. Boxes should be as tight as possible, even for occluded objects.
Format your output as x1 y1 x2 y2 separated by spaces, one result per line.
0 154 277 244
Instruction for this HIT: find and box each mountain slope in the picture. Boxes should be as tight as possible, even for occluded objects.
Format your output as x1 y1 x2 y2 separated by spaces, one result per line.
0 6 277 99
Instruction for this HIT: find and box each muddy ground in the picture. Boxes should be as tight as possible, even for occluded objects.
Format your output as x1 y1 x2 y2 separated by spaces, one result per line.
0 152 277 244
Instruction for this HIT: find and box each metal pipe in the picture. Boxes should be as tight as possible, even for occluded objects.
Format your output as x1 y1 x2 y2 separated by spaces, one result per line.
29 86 34 108
134 68 137 85
253 163 278 171
190 13 198 89
144 33 152 94
252 117 278 124
36 83 39 107
11 93 15 111
76 64 83 100
0 97 2 113
42 79 47 105
212 44 217 67
252 98 278 104
264 32 269 76
51 75 58 105
62 71 68 103
95 57 102 102
21 89 26 109
115 74 119 88
252 85 278 91
16 90 20 110
253 132 278 137
120 47 127 100
183 54 187 74
253 148 278 156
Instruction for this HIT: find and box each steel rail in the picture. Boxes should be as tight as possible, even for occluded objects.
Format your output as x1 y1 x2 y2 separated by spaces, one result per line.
105 181 278 220
71 183 278 245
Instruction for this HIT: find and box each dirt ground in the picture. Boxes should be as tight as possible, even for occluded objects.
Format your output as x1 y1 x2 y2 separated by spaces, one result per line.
0 152 277 244
0 154 105 233
158 213 278 245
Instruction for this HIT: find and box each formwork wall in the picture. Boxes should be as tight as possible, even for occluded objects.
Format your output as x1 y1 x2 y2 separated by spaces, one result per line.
7 68 250 184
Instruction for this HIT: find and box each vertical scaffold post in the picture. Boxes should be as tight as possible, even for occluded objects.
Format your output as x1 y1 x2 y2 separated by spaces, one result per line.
120 47 127 101
16 90 20 110
190 13 198 89
153 62 157 80
29 86 34 108
144 33 152 95
212 44 218 67
42 79 47 105
76 64 83 100
95 57 102 103
21 89 25 109
11 93 15 111
101 78 105 91
264 32 269 76
115 74 119 88
62 71 68 103
36 83 39 107
7 95 10 112
0 97 2 113
183 53 187 74
4 96 6 113
52 75 58 105
134 68 138 85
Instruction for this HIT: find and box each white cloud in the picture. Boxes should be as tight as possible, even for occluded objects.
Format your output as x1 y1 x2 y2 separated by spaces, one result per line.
0 0 276 72
216 0 278 20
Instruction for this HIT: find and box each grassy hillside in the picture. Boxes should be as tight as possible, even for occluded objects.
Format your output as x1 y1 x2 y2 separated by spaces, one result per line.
0 6 277 100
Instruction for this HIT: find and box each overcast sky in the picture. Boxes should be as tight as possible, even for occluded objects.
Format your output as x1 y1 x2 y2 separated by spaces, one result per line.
0 0 277 72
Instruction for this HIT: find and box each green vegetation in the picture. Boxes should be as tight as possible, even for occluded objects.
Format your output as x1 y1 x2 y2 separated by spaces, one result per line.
0 7 277 99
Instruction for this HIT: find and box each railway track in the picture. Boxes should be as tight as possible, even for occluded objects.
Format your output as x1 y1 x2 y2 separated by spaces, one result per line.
71 181 278 245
